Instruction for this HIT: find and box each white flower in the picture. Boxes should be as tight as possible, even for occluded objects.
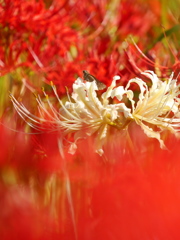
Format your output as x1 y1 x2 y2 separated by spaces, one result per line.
10 71 180 155
111 71 180 149
10 76 130 156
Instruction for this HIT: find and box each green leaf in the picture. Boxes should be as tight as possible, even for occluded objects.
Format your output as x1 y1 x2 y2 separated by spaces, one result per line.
145 25 180 52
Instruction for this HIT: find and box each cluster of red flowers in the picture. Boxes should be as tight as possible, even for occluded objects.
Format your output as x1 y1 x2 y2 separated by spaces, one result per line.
1 0 180 239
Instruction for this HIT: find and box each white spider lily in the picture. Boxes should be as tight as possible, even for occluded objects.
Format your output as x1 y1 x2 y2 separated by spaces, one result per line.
111 71 180 148
10 76 130 156
10 71 180 155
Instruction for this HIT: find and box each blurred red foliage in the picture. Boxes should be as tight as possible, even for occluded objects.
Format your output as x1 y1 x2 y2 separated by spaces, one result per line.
1 131 180 239
0 0 164 94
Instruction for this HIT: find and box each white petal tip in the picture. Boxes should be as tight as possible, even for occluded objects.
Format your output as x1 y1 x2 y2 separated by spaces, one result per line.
96 149 104 156
113 75 120 81
68 143 77 155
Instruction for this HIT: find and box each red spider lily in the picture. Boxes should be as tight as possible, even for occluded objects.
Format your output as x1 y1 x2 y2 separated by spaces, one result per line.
124 39 180 82
64 0 110 34
43 41 122 93
81 46 121 87
0 0 78 80
0 0 164 95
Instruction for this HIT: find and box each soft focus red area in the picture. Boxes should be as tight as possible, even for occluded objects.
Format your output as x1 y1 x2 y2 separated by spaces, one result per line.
0 122 32 170
117 0 160 38
1 135 180 239
75 136 180 240
0 185 60 240
0 124 66 176
31 132 63 173
65 0 109 32
78 161 180 240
